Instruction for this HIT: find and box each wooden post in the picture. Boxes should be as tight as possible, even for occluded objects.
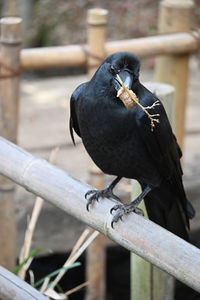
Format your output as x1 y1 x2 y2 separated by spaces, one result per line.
131 83 175 300
87 8 108 78
85 8 108 300
0 17 22 270
155 0 195 149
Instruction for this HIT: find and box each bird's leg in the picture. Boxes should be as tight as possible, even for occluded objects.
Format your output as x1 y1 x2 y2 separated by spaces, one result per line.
85 176 122 211
110 185 152 228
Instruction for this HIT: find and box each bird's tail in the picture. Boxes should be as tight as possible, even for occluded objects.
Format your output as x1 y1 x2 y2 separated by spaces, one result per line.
143 179 195 241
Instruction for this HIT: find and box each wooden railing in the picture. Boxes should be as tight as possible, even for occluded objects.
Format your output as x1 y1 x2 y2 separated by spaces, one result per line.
0 136 200 293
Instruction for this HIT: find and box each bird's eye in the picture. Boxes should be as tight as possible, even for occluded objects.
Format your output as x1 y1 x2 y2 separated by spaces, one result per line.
110 65 116 75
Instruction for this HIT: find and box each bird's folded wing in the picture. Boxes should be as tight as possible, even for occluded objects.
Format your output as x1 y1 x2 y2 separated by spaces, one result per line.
135 100 181 180
69 83 87 144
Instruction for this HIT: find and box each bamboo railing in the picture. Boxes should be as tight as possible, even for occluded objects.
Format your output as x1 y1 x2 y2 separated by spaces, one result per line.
0 136 200 293
0 265 48 300
17 31 200 70
0 1 199 297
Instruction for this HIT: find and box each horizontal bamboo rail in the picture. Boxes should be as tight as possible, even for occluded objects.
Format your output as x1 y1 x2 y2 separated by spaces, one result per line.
19 31 200 70
0 136 200 292
0 266 48 300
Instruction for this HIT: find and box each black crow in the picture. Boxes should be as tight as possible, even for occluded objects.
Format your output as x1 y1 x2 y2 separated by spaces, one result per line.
69 52 195 240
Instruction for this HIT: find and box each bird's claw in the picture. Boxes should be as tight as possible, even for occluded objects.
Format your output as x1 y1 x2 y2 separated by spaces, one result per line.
85 189 97 199
85 188 121 211
110 203 144 228
110 204 121 215
85 189 100 211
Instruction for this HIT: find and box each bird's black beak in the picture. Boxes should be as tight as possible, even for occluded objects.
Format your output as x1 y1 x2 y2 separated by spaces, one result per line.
114 70 133 92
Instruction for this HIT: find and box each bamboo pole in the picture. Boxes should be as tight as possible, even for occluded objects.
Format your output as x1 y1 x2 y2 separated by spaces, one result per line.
131 83 175 300
0 17 22 270
86 8 108 300
2 0 19 17
0 265 48 300
155 0 195 149
0 137 200 292
11 31 200 70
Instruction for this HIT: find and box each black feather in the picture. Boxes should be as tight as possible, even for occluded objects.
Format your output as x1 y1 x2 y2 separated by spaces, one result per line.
69 52 195 240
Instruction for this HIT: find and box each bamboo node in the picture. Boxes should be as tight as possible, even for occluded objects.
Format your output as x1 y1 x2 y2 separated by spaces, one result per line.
0 39 22 46
0 61 21 78
0 183 15 192
190 30 200 50
87 8 108 25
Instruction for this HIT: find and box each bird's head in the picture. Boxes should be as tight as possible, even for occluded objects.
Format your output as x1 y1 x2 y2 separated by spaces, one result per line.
92 52 140 99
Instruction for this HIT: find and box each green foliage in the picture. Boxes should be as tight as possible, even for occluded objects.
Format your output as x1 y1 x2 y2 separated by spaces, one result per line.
13 248 46 275
34 262 81 288
14 248 81 294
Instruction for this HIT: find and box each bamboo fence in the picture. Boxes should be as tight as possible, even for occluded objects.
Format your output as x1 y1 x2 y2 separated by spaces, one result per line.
0 136 200 293
15 31 199 70
0 265 48 300
0 1 200 298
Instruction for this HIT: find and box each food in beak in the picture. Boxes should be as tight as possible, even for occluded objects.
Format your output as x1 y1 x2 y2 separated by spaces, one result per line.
117 86 139 110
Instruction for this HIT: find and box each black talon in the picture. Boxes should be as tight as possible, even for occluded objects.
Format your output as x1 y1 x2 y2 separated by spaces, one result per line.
110 205 120 215
86 203 90 212
109 186 151 227
111 219 118 229
110 204 145 227
111 221 114 229
110 207 114 215
85 189 97 199
84 177 122 211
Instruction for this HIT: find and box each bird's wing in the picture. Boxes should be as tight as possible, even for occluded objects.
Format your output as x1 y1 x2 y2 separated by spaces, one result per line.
69 83 86 144
135 94 179 178
135 93 191 221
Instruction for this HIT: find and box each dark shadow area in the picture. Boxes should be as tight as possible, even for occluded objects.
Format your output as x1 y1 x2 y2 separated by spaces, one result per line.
26 245 130 300
24 241 200 300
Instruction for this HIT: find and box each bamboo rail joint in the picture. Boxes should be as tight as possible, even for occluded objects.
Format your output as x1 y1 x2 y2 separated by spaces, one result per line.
0 137 199 293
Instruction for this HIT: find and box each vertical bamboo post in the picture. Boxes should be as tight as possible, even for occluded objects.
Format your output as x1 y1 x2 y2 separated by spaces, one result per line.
85 8 108 300
0 17 22 270
155 0 195 149
131 83 175 300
